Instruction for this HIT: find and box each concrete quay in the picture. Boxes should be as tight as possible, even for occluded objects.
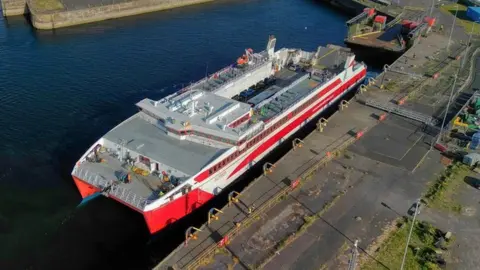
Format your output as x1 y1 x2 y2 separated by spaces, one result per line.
155 1 478 269
1 0 213 29
29 0 212 30
1 0 27 16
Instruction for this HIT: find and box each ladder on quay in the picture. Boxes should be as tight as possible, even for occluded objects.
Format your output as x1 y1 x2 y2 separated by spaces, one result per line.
364 99 438 126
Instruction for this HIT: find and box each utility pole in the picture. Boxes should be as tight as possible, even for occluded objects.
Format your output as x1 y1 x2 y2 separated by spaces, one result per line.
437 68 460 144
429 0 435 16
400 199 421 270
467 18 478 47
462 19 478 69
447 2 459 52
348 240 359 270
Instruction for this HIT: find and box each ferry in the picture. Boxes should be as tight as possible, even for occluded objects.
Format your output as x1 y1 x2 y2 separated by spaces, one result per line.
71 36 367 234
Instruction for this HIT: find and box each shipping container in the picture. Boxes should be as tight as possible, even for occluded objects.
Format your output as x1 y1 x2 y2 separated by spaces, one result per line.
467 6 480 22
364 8 375 17
374 15 387 24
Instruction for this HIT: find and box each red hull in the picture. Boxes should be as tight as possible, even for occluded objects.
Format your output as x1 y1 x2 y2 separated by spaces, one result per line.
143 188 214 233
73 176 100 198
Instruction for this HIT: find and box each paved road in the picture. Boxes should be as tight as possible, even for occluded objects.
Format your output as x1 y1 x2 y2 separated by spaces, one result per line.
263 145 443 270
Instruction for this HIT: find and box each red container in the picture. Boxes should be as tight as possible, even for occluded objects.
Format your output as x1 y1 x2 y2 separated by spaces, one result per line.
364 8 375 17
410 22 419 29
423 16 436 27
368 8 375 17
374 15 387 24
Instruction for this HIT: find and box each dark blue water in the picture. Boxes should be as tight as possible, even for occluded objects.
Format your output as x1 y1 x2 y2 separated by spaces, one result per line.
0 1 353 269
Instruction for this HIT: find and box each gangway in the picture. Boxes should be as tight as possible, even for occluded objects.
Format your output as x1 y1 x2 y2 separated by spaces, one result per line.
385 12 404 29
364 99 438 126
346 10 370 26
407 22 428 39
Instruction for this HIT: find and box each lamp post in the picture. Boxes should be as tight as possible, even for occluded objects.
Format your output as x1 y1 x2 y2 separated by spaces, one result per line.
447 2 459 52
467 18 479 46
400 198 421 270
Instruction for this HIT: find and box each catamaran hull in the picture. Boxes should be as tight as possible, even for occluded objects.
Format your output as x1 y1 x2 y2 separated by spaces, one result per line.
73 65 367 234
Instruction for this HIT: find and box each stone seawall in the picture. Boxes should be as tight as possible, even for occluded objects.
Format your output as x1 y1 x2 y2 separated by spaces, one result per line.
29 0 213 30
1 0 27 16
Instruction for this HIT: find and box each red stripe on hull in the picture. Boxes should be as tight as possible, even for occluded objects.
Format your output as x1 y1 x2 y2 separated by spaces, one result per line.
72 176 101 199
229 69 366 178
143 188 214 234
194 169 210 182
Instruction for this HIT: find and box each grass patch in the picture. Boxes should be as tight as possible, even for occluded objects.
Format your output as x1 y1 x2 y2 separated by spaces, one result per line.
31 0 64 11
383 80 400 91
362 219 450 270
424 163 469 213
441 3 480 36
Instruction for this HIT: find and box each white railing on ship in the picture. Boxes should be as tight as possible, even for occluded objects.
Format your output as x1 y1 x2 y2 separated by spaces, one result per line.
73 167 152 210
178 58 270 94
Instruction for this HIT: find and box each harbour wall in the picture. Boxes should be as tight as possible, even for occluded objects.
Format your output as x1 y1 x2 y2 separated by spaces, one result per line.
317 0 367 16
1 0 27 16
28 0 213 30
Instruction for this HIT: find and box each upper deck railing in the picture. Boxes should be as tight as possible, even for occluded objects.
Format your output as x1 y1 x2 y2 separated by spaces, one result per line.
177 54 270 95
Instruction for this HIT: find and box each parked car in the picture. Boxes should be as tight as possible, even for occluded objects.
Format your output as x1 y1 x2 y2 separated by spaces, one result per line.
407 201 425 216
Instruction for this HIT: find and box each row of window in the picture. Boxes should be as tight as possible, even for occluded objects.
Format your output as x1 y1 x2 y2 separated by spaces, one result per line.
229 113 250 128
206 71 366 176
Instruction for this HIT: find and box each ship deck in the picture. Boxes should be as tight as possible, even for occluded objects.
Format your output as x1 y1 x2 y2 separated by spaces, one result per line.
73 115 228 206
103 115 226 177
346 24 404 52
255 69 333 122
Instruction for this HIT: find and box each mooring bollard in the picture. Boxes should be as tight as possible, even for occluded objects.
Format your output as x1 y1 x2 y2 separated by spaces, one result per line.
359 84 368 93
208 208 224 225
317 117 328 132
340 100 350 111
263 162 276 175
292 138 305 150
185 226 202 246
228 191 241 206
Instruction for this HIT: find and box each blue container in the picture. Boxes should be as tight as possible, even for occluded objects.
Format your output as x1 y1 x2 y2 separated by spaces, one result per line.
470 132 480 150
467 6 480 22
